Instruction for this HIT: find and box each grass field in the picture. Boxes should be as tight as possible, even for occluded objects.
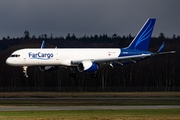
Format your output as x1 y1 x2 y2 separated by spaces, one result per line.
0 92 180 119
0 92 180 106
1 98 180 106
0 109 180 120
0 92 180 98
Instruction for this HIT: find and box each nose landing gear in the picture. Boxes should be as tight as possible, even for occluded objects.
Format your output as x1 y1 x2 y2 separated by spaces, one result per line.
22 66 28 78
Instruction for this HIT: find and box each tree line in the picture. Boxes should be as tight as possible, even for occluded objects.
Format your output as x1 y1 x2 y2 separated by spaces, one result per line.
0 31 179 92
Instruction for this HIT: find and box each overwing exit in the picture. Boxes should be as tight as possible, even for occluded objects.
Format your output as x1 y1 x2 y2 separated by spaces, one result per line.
6 18 175 78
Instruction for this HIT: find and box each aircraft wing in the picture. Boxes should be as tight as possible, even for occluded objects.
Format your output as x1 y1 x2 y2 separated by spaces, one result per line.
71 54 152 66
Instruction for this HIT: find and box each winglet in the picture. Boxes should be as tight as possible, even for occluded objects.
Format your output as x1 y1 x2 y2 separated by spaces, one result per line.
157 42 165 53
156 42 176 54
41 41 45 49
152 42 176 56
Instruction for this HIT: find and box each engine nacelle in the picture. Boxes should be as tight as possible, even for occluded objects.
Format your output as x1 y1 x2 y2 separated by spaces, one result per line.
39 66 58 71
77 61 99 72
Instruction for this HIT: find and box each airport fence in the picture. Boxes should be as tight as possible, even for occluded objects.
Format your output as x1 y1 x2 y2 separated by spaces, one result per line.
0 86 180 92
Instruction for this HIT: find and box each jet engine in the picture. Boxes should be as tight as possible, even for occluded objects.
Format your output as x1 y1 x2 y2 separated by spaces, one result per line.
77 61 99 72
39 66 58 71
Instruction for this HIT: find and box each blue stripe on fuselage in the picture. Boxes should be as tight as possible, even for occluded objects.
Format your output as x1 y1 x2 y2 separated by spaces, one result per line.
112 48 152 66
119 48 152 57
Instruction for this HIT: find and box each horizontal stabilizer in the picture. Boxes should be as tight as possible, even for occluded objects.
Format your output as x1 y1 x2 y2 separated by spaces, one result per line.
152 51 176 56
158 51 176 55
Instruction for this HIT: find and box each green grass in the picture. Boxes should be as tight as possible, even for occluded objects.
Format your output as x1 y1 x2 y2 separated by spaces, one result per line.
0 99 180 106
0 92 180 119
0 109 180 120
0 92 180 98
0 92 180 106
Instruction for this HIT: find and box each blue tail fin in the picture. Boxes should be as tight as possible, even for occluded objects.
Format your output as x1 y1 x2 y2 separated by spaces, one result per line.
126 18 156 51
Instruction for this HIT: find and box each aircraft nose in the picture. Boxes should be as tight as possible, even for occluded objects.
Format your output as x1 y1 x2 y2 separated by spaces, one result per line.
6 58 13 65
6 58 10 65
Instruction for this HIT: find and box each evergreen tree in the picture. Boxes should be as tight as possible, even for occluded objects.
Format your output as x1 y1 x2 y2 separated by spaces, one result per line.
24 30 30 39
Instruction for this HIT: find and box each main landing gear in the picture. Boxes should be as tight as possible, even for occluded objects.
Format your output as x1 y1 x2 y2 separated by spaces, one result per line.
69 67 79 78
69 73 79 78
69 73 100 79
22 66 28 78
91 73 100 79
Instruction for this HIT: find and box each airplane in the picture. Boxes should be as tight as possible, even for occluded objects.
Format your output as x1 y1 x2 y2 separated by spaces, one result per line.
6 18 175 78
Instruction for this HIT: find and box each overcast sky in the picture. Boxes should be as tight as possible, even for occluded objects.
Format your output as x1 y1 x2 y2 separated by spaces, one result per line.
0 0 180 38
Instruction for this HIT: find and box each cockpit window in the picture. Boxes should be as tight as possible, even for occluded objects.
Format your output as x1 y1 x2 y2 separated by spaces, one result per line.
10 54 20 57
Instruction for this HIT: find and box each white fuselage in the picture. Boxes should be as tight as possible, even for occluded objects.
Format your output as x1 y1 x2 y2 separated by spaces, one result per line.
6 48 121 66
5 18 175 77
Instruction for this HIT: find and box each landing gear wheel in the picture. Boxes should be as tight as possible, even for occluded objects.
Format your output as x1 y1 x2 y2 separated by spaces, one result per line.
91 74 100 79
69 73 79 78
22 66 28 78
